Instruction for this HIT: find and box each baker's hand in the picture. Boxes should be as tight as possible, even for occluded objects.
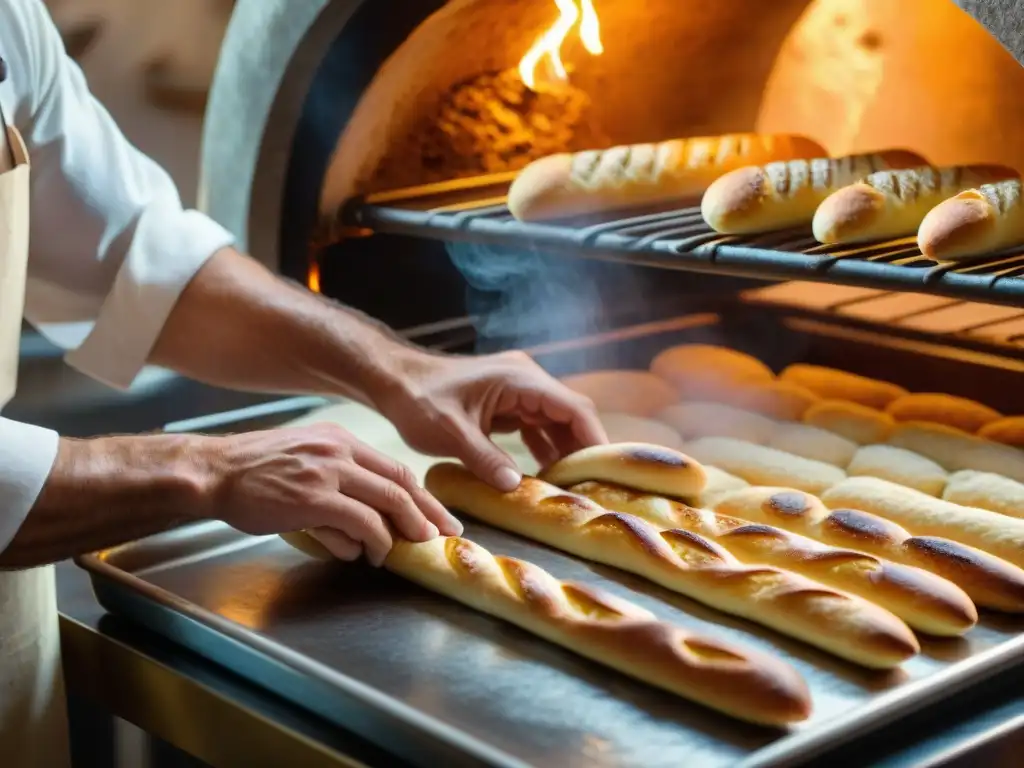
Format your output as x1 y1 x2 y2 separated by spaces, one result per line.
377 350 607 491
201 424 462 565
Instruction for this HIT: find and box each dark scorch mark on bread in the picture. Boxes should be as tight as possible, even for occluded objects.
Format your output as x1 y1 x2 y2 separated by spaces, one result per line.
824 509 896 544
767 491 811 516
628 446 689 468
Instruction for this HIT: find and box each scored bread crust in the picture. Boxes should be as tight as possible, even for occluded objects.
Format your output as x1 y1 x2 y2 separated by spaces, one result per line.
779 364 907 410
701 150 926 235
507 134 826 222
571 481 976 637
884 393 1002 434
684 437 846 495
280 531 812 725
560 370 679 417
917 179 1024 262
426 463 919 669
711 487 1024 612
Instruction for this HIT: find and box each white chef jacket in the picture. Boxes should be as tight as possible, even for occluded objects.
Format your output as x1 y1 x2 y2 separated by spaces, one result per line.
0 0 235 553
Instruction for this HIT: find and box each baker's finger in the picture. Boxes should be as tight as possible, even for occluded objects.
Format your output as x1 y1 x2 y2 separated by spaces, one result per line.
308 526 362 561
521 425 561 468
324 494 394 567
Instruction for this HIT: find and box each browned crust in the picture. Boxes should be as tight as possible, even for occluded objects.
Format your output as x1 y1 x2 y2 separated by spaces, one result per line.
917 191 998 261
701 166 770 232
884 393 1002 433
813 182 885 243
539 443 707 500
978 416 1024 448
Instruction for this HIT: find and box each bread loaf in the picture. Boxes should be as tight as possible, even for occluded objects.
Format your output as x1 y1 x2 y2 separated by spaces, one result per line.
846 445 948 496
918 179 1024 262
684 380 820 421
572 481 976 637
650 344 775 401
803 400 896 444
766 423 858 467
657 402 778 444
712 487 1024 612
885 393 1002 433
701 151 926 235
888 422 1024 483
541 443 706 500
599 412 686 451
778 364 907 410
560 370 679 418
281 530 812 725
812 165 1016 245
427 464 919 668
979 416 1024 448
821 476 1024 569
685 437 846 495
942 470 1024 521
508 134 826 222
697 466 751 508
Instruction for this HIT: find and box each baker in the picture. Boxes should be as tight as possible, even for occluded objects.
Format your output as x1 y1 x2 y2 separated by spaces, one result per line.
0 2 606 765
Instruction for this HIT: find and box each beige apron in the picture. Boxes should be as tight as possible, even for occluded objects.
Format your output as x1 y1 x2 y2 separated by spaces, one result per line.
0 96 72 767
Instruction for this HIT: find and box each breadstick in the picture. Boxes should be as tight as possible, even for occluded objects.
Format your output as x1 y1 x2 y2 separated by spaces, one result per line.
821 476 1024 569
979 416 1024 448
280 531 812 725
571 482 976 637
803 400 895 445
508 134 826 221
778 364 907 410
657 402 777 444
846 445 948 496
812 165 1015 245
541 443 707 500
888 422 1024 483
697 466 750 508
650 344 775 401
767 422 858 467
701 151 925 234
918 178 1024 262
885 393 1002 434
712 487 1024 612
561 370 678 417
599 412 686 451
942 470 1024 521
684 437 846 495
426 464 919 668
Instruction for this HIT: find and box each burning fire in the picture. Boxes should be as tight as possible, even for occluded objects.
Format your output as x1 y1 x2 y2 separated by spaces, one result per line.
518 0 603 91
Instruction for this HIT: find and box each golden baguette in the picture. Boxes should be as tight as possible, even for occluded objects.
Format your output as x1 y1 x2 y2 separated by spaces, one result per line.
508 134 826 222
942 470 1024 521
571 481 976 637
821 476 1024 569
279 531 812 725
675 380 819 422
888 422 1024 484
778 364 907 410
803 400 896 445
846 445 948 497
697 466 751 508
812 165 1016 245
426 464 919 668
657 401 778 444
560 370 679 418
885 393 1002 434
766 422 858 467
650 344 775 402
918 178 1024 262
701 151 926 235
684 437 846 495
712 487 1024 612
979 416 1024 448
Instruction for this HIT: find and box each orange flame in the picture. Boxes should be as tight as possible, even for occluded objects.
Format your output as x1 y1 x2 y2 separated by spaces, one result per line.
519 0 603 91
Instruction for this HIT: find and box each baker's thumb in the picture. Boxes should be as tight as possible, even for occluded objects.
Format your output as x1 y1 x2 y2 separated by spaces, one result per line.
457 427 522 492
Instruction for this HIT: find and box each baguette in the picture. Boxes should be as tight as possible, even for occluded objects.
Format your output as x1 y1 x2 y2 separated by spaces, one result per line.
979 416 1024 448
280 531 812 725
560 370 679 418
885 393 1002 434
812 165 1016 245
697 466 751 508
540 443 706 501
508 134 826 222
888 422 1024 483
942 470 1024 521
657 402 778 444
778 364 907 410
766 422 858 467
821 476 1024 569
918 178 1024 262
712 487 1024 612
846 445 948 497
701 151 926 235
427 464 919 668
650 344 775 401
684 437 846 495
803 400 896 444
599 412 686 451
571 481 976 637
680 380 820 421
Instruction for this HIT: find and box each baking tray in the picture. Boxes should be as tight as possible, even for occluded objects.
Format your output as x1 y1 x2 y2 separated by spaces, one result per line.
78 311 1024 768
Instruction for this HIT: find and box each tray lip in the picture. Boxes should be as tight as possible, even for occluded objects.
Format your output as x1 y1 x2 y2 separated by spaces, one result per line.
77 524 1024 768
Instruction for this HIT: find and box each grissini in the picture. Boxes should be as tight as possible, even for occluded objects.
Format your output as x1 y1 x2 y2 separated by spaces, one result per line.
943 470 1024 521
918 178 1024 262
657 401 778 444
846 445 948 497
887 422 1024 484
508 134 827 222
766 423 858 467
884 393 1002 434
650 344 775 402
821 476 1024 569
598 412 686 450
778 364 907 410
701 150 926 235
540 443 707 501
684 437 846 495
280 532 812 725
979 416 1024 448
803 400 895 445
812 165 1016 245
712 487 1024 612
571 481 976 637
560 370 679 418
426 464 919 668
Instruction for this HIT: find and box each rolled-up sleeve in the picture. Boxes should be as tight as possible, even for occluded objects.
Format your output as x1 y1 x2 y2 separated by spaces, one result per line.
11 0 235 389
0 418 58 551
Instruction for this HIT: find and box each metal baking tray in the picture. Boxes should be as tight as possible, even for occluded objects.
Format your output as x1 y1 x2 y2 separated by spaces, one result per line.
78 310 1024 768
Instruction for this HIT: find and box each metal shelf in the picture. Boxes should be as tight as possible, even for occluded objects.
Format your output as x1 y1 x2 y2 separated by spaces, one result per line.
344 178 1024 307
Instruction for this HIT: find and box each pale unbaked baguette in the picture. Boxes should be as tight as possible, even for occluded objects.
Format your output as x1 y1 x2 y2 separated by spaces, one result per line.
598 412 686 450
701 150 925 234
846 445 948 496
918 179 1024 262
571 481 976 637
561 370 679 417
650 344 775 401
280 531 812 725
508 134 826 221
712 487 1024 612
427 464 919 668
685 437 846 495
766 422 858 467
680 380 819 421
821 476 1024 569
779 364 907 410
813 165 1015 245
942 470 1024 521
888 422 1024 484
657 401 778 444
885 393 1002 434
803 400 896 445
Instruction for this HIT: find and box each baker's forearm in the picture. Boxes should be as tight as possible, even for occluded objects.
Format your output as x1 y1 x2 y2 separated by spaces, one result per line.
150 248 420 407
0 434 208 569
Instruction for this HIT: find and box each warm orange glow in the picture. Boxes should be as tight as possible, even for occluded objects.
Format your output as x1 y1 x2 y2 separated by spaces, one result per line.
518 0 603 91
307 259 321 293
